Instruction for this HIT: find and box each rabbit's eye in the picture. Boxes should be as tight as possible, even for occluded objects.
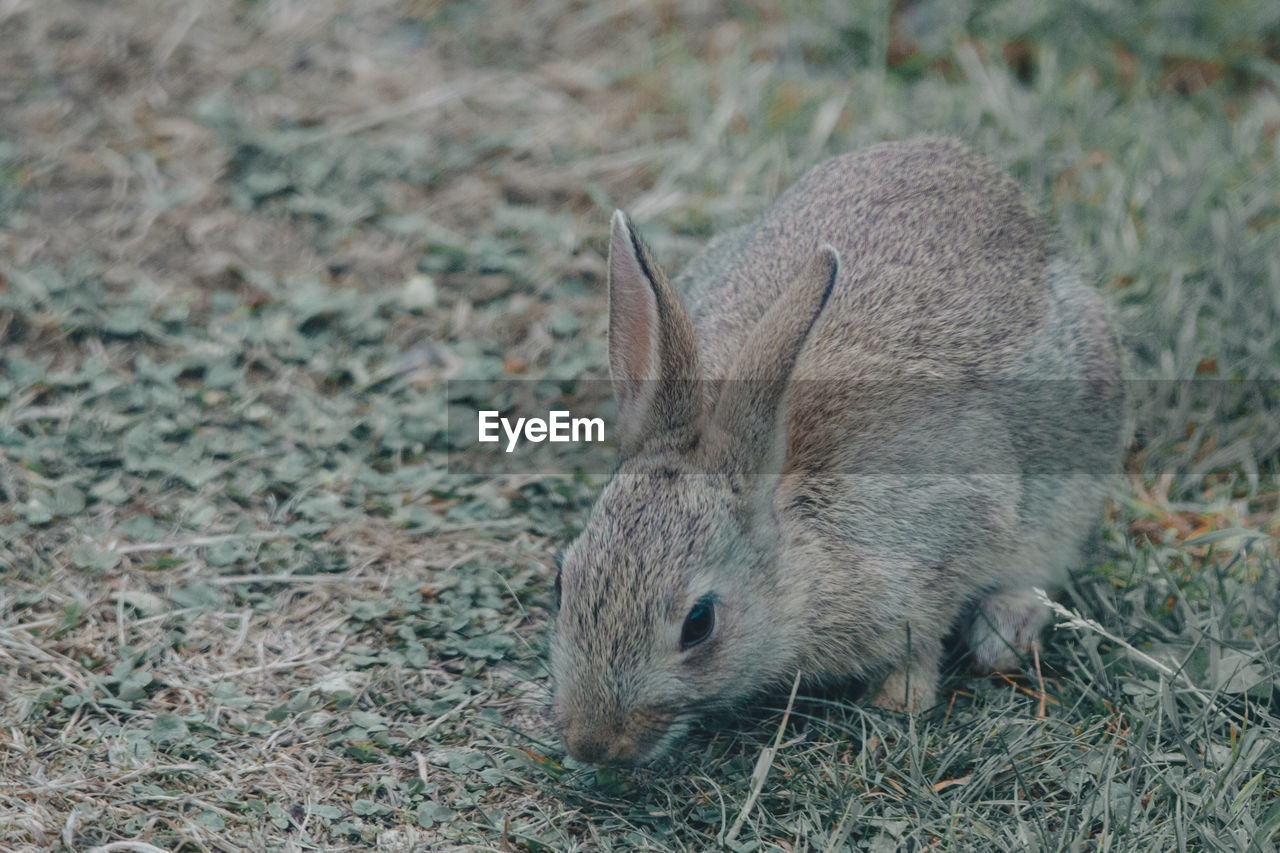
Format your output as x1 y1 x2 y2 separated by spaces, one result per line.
680 595 715 650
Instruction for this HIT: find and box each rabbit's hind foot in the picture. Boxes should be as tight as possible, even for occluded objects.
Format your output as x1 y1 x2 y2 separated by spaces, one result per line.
967 587 1049 674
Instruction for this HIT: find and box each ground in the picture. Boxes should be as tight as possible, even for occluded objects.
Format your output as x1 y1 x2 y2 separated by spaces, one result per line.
1 0 1279 851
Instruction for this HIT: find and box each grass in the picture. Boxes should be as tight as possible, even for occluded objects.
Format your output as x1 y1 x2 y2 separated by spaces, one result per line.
1 0 1279 850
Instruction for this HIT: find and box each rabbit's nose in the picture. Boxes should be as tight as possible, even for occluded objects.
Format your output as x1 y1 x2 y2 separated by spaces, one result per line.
565 728 639 765
564 732 609 764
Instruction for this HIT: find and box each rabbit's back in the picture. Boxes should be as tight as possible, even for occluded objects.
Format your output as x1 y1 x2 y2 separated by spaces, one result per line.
679 138 1052 382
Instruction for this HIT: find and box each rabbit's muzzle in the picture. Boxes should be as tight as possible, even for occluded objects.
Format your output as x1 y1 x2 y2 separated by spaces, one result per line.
559 703 677 766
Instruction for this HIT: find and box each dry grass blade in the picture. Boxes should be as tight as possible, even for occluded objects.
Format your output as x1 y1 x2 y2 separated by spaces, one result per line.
277 81 473 152
87 842 173 853
721 671 802 847
1035 588 1234 721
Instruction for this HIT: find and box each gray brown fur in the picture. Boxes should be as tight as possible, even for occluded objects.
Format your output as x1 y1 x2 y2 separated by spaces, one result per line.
550 138 1126 766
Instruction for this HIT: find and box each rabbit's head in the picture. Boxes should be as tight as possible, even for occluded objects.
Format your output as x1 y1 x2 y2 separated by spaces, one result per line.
549 212 837 765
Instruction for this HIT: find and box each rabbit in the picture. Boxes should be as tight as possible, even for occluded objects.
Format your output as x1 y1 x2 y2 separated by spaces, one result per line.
549 138 1126 766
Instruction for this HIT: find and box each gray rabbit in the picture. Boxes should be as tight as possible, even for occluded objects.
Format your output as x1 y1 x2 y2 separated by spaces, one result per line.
550 138 1126 765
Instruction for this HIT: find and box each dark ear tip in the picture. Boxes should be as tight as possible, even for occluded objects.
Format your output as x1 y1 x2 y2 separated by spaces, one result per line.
818 243 841 271
815 243 840 311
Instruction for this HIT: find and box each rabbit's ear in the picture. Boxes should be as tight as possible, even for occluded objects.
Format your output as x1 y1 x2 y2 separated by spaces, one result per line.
608 210 703 457
710 245 839 473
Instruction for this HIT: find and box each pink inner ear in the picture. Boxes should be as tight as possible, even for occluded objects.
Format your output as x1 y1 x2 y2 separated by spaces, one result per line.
608 216 659 389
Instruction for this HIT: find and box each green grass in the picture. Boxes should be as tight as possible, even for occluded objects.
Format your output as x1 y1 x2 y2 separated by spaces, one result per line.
1 0 1279 850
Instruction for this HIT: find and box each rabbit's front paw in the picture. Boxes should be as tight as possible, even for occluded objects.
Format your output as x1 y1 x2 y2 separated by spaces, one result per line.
870 664 937 712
